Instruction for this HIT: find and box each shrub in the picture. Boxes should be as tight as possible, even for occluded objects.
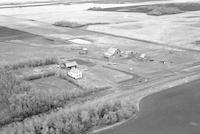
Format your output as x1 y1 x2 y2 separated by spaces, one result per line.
88 7 102 11
0 69 31 126
147 6 184 16
23 71 56 81
0 69 30 105
54 21 83 28
3 57 59 70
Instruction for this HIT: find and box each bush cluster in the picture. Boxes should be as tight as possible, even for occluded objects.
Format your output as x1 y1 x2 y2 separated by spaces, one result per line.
23 71 56 81
54 21 83 28
147 6 184 16
1 98 136 134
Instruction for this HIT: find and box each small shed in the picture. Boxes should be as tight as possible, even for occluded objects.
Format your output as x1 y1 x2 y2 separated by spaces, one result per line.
140 53 146 59
79 48 88 55
68 67 83 79
104 48 121 58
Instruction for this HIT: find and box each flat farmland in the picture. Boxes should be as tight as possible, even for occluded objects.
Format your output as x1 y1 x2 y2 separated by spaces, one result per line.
1 1 200 134
0 41 72 66
0 26 76 66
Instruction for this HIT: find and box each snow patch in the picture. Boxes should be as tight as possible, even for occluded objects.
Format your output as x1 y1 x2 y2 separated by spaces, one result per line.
69 38 92 44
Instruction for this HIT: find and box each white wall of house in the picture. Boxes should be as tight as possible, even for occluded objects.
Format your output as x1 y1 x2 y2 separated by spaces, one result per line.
68 68 82 79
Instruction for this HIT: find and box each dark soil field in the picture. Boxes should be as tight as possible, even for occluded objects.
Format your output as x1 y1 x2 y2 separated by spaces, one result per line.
89 2 200 15
0 26 35 39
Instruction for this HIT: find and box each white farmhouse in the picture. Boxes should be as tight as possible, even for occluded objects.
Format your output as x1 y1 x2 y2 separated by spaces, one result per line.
68 67 83 79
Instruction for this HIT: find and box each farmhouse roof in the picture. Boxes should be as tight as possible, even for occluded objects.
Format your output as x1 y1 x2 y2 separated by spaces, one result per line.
65 61 78 68
107 47 120 54
104 47 120 58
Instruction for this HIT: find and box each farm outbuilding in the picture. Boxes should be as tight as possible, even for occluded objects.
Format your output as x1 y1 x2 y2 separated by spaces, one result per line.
79 48 88 55
59 60 78 69
104 47 121 58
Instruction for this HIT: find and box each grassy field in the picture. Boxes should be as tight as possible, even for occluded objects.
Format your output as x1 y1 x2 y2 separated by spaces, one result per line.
68 58 96 67
32 76 80 92
0 39 74 66
90 66 133 83
56 68 112 90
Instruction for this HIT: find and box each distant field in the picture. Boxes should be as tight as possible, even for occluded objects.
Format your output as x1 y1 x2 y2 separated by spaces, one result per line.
89 2 200 15
87 0 165 4
0 0 165 5
0 0 57 4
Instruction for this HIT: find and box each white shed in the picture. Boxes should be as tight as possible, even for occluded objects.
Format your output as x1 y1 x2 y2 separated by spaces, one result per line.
104 47 121 58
